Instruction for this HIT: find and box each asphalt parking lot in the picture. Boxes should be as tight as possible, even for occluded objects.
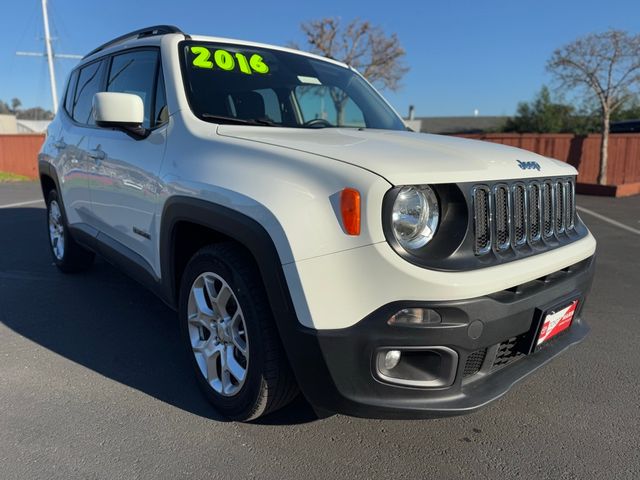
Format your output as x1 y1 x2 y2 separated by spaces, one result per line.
1 181 639 479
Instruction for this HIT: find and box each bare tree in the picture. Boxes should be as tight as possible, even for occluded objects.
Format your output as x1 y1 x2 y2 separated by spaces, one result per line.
547 30 640 185
291 18 408 124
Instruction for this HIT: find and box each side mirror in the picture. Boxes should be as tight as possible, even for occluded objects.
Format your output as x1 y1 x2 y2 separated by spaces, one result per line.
93 92 148 139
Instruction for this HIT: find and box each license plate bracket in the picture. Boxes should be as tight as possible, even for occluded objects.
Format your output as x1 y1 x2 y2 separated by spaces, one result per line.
535 300 578 347
520 295 581 355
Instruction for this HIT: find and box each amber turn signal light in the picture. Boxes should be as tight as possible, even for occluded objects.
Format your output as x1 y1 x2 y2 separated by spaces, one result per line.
340 188 361 236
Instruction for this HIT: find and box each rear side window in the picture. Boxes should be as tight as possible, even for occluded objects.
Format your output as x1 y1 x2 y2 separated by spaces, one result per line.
107 50 159 129
72 60 106 125
63 70 79 116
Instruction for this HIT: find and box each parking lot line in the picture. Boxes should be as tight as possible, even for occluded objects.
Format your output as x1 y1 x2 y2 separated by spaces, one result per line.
577 205 640 236
0 199 44 209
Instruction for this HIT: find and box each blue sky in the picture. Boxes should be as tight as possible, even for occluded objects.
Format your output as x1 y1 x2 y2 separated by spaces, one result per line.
2 0 639 117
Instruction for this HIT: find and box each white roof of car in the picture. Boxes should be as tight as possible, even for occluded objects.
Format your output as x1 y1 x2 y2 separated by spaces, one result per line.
82 31 349 71
188 34 349 69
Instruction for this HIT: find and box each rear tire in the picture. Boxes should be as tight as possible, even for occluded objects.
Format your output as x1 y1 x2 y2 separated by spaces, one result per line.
178 243 298 421
46 189 95 273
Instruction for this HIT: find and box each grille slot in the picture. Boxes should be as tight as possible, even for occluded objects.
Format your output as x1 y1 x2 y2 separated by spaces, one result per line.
528 183 541 241
542 182 554 238
463 349 487 378
472 177 575 255
472 187 491 255
565 180 575 230
512 184 527 245
555 181 565 234
494 185 510 251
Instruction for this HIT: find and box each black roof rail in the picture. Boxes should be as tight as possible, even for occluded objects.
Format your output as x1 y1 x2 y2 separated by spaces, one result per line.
83 25 187 59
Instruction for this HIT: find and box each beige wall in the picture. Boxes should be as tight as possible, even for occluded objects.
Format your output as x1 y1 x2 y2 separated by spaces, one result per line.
0 115 18 134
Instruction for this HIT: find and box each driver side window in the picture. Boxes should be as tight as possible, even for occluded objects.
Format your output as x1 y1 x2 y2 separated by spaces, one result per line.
106 50 159 129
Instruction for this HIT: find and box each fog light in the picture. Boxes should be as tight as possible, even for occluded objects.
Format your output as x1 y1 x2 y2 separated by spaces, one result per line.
375 347 458 388
384 350 402 370
388 308 442 326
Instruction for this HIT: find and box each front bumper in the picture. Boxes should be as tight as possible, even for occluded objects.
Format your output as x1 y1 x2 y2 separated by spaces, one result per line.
284 255 595 419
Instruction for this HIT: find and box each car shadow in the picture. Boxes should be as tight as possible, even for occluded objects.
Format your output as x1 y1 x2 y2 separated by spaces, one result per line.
0 207 320 425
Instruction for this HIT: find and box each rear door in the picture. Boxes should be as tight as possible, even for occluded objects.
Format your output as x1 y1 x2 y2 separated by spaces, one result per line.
54 59 107 228
87 49 168 273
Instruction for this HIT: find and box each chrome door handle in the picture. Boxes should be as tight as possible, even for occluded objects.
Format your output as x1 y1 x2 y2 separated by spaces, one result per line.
53 140 67 149
88 149 105 160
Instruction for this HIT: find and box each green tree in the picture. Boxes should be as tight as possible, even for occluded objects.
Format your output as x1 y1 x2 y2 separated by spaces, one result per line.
611 98 640 121
10 98 22 113
16 107 54 120
504 86 578 133
0 99 53 119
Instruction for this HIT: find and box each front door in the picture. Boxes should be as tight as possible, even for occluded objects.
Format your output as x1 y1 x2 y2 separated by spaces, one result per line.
88 49 169 274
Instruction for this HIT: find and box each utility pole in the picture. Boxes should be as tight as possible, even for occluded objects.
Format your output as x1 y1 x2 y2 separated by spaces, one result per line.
16 0 82 114
42 0 58 113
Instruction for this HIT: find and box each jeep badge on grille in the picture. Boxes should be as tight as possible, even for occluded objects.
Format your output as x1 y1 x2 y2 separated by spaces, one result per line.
517 159 541 171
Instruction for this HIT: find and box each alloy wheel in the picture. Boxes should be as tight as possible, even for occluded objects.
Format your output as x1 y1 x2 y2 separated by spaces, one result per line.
48 200 65 260
187 272 249 396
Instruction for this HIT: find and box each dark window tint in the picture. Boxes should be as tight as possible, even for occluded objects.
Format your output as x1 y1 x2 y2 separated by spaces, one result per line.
63 70 79 116
107 50 158 129
294 85 365 127
181 41 405 130
253 89 282 123
72 60 105 125
153 65 168 127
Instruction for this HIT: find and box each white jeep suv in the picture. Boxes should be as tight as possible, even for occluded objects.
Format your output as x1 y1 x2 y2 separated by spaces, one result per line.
39 26 596 421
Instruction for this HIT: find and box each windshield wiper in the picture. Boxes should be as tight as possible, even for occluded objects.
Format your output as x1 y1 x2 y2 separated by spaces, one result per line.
200 114 279 127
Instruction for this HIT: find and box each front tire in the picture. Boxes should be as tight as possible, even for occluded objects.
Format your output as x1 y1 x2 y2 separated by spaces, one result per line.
178 243 298 421
46 190 95 273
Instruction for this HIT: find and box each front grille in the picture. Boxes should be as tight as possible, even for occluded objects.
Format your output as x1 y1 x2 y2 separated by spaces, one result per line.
463 348 487 378
472 177 576 255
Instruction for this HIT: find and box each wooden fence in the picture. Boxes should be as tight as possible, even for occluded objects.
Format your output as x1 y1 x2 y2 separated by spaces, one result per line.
455 133 640 187
0 134 45 179
1 132 639 194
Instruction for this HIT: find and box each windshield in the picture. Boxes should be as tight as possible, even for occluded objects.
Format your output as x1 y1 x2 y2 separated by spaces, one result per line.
180 41 406 130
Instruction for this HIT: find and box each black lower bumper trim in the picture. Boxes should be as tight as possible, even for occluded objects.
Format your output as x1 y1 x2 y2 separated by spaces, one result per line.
282 255 595 419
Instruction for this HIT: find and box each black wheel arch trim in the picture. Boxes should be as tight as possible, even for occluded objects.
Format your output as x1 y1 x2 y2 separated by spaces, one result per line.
159 196 292 310
38 161 62 207
158 196 342 408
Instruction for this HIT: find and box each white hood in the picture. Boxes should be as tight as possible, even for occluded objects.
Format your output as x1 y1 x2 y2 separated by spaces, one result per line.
217 126 576 185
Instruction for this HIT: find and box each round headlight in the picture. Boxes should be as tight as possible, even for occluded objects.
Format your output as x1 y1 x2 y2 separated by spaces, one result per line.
391 185 439 250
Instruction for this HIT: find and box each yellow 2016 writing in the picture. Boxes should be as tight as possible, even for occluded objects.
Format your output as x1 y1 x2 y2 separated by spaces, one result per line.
190 46 270 74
